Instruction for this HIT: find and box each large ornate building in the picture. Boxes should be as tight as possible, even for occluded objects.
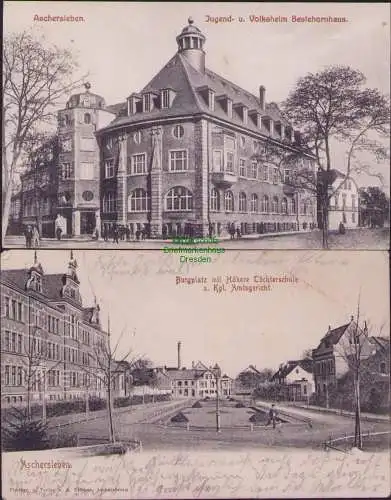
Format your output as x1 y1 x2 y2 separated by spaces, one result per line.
13 18 318 238
1 253 108 406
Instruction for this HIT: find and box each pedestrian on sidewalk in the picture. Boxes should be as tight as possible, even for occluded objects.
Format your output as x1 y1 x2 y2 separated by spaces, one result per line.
32 225 40 247
266 403 277 429
24 225 33 248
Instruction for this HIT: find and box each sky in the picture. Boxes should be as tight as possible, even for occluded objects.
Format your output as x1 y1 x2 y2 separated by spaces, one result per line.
4 2 390 189
1 250 389 377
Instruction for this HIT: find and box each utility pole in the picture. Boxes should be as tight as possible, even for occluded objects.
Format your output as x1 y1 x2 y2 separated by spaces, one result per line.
215 370 221 433
42 367 47 424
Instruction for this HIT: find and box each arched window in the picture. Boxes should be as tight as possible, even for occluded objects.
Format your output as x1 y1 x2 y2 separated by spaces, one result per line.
239 192 247 212
300 200 306 215
281 198 288 214
210 188 220 212
129 188 150 212
306 199 313 215
224 191 234 212
262 195 269 213
166 186 193 211
250 194 258 213
103 192 116 213
84 113 91 124
290 198 296 214
272 196 279 214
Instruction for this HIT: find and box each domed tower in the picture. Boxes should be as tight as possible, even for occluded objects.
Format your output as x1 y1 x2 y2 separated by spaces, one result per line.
176 17 206 73
56 83 113 237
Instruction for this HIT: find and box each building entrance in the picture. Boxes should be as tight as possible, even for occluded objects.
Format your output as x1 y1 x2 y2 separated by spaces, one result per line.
80 211 95 235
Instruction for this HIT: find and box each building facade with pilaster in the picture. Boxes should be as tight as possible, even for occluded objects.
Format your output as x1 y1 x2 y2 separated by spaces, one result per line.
96 18 317 238
1 253 108 407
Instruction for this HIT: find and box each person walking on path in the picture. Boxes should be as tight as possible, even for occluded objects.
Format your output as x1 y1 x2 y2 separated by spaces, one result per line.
32 225 40 247
25 225 33 248
266 403 277 429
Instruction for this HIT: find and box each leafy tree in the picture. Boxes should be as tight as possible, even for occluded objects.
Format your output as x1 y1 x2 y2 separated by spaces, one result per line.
282 66 390 248
2 30 86 242
359 186 390 227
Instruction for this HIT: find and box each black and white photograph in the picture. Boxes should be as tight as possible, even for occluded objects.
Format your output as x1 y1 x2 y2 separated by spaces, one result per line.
1 249 390 498
2 2 390 250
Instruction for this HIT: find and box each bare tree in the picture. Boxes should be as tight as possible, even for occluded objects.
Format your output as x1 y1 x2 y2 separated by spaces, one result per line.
81 321 140 443
282 66 390 248
335 299 374 449
2 30 86 242
21 297 62 422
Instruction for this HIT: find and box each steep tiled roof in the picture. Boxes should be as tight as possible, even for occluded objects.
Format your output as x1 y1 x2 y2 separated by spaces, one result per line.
167 369 204 380
99 52 292 141
272 359 313 380
321 323 350 345
1 269 98 324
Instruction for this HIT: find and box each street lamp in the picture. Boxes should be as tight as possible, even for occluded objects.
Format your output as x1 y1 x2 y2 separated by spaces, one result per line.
214 369 221 433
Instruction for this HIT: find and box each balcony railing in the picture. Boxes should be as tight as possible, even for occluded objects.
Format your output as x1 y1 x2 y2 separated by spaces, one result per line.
211 171 237 188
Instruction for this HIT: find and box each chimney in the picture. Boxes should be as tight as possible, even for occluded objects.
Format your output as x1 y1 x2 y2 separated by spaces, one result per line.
350 315 354 322
192 361 195 368
328 325 331 332
177 341 182 369
259 86 266 111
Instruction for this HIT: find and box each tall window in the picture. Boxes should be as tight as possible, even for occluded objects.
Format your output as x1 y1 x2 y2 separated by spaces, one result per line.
342 194 347 210
210 188 220 211
131 153 147 174
290 198 296 214
224 191 234 212
105 159 114 178
239 192 247 212
239 159 246 177
250 161 257 179
281 198 288 214
262 195 269 213
263 165 269 182
250 194 258 213
226 152 234 173
62 163 72 179
307 200 314 216
213 151 223 172
272 196 279 213
129 188 150 212
273 167 279 184
103 192 116 212
166 186 193 211
169 150 188 172
284 169 291 183
351 195 356 209
84 113 91 124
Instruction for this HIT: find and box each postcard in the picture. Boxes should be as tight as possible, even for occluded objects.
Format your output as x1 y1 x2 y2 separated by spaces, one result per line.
2 2 390 250
1 249 390 498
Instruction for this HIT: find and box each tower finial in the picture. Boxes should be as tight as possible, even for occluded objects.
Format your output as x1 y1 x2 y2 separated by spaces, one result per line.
188 16 194 24
84 81 91 91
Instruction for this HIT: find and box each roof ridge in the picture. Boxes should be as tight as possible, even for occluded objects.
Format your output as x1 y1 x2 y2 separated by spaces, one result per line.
178 54 205 110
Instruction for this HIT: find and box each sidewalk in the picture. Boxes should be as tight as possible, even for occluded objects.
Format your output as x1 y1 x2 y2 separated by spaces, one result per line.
285 401 390 423
46 399 191 429
6 230 315 245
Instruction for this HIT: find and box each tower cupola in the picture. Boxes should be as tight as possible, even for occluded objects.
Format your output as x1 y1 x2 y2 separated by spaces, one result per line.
176 17 206 73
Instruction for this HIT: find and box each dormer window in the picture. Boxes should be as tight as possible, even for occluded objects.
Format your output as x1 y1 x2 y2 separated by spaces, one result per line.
208 90 215 111
160 88 176 109
161 89 170 109
143 94 151 112
227 98 233 119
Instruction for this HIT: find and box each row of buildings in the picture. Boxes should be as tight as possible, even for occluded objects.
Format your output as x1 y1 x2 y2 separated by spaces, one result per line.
268 317 389 410
1 256 232 406
8 18 359 239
